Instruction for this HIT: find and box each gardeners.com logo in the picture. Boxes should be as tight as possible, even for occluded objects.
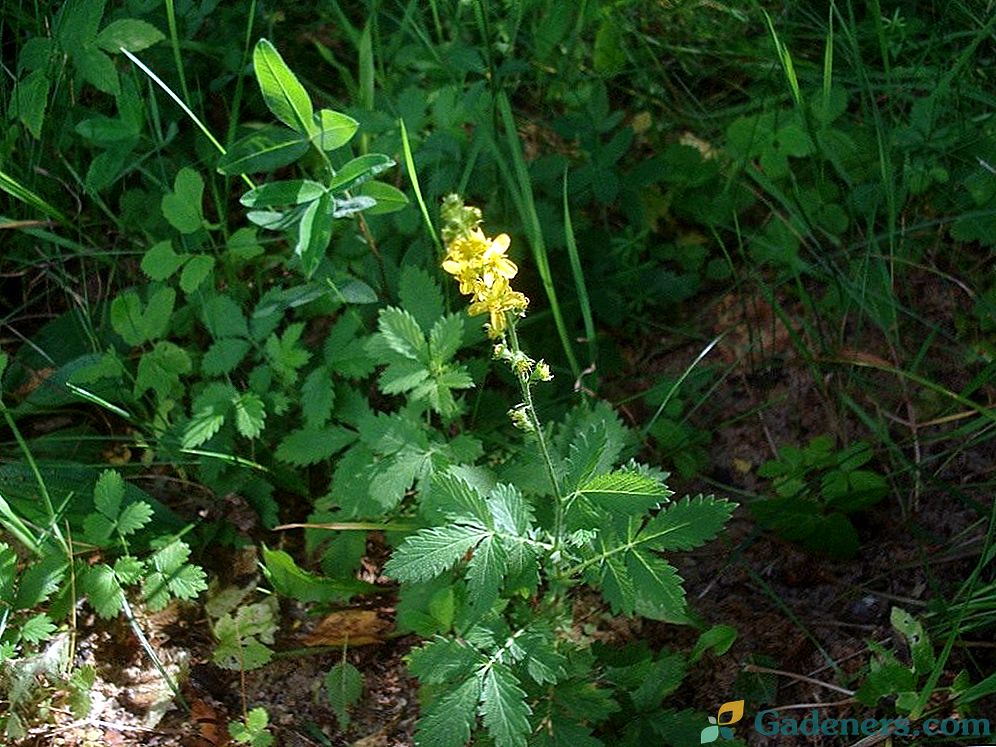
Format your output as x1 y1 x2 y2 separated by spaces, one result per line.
700 700 745 743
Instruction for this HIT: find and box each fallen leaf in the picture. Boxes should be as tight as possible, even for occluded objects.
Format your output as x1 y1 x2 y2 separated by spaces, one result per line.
303 609 393 647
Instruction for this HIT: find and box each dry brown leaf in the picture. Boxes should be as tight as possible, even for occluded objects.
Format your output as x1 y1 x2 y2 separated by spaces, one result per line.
302 609 393 647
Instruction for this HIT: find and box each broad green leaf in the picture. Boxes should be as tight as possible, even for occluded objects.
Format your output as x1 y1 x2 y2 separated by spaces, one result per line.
144 286 176 341
96 19 164 52
182 405 228 449
111 287 176 346
579 470 670 514
135 341 191 400
116 501 154 535
487 483 533 536
376 307 429 361
253 39 316 136
594 553 636 615
113 556 144 584
328 154 395 192
408 637 482 684
416 676 481 747
202 338 251 376
481 664 531 747
639 495 736 552
234 392 266 439
202 294 249 339
179 255 215 293
329 277 378 304
275 426 357 466
690 624 737 664
9 70 50 139
217 126 309 175
295 193 334 278
94 469 125 519
383 523 489 583
325 661 363 728
563 423 610 492
358 180 409 214
240 179 325 208
313 109 358 151
378 359 429 395
332 195 376 217
14 552 66 609
75 46 120 95
431 471 490 524
324 315 375 379
429 314 463 364
301 366 335 428
141 240 187 281
626 551 686 622
20 613 56 644
54 0 106 56
84 563 124 618
262 546 373 602
399 266 444 332
465 535 506 614
161 168 205 234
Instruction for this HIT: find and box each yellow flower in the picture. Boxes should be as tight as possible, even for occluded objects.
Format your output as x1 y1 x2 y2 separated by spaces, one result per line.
441 198 528 338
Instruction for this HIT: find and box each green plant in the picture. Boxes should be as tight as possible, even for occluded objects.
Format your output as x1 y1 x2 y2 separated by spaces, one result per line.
361 197 737 746
229 706 275 747
750 435 888 557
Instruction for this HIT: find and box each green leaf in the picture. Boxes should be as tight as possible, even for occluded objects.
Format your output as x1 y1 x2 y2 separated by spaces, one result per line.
328 154 395 192
141 240 187 281
54 0 106 57
487 483 533 536
295 192 334 278
564 424 611 492
20 613 56 644
202 294 249 339
313 109 359 151
579 470 670 514
144 540 206 607
94 469 125 519
75 46 119 95
690 624 737 664
626 552 686 622
217 126 309 175
332 195 376 217
113 556 144 584
135 341 192 399
301 366 335 428
640 495 736 551
378 359 429 395
431 471 490 524
240 179 325 208
416 676 481 747
202 338 251 376
262 546 373 602
0 543 17 601
161 167 205 234
465 535 506 614
182 406 227 448
110 287 175 346
234 392 266 439
408 637 483 684
429 314 463 364
179 255 215 293
275 426 357 466
325 661 363 728
481 664 531 747
399 266 445 332
85 563 124 618
10 70 50 139
324 315 374 379
383 523 489 583
96 19 165 52
116 501 153 536
253 39 316 136
376 307 429 361
358 180 409 214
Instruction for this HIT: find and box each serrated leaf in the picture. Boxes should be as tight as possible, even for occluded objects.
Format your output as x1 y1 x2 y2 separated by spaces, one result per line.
253 39 315 136
111 287 175 346
76 45 119 95
275 426 357 466
626 551 686 622
162 167 204 233
487 483 532 536
465 535 506 614
85 563 124 618
324 315 374 378
408 637 483 684
113 556 144 584
399 266 445 332
415 676 481 747
179 255 215 293
379 359 430 394
376 306 428 361
326 661 363 728
217 125 309 175
383 523 489 583
141 240 186 280
96 19 164 52
0 543 17 601
481 664 531 747
116 501 153 535
301 366 335 428
431 471 490 524
20 613 56 644
83 513 116 545
94 469 125 519
640 495 736 552
234 392 266 438
202 338 251 376
429 313 463 363
313 109 358 151
135 341 192 400
202 294 249 339
564 423 610 492
579 470 670 514
14 552 66 609
182 406 227 449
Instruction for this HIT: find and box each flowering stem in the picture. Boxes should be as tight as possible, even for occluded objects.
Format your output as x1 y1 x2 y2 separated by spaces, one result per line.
506 320 565 549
